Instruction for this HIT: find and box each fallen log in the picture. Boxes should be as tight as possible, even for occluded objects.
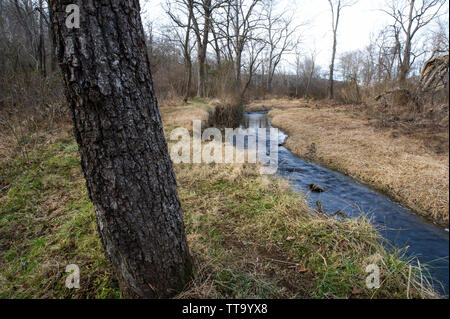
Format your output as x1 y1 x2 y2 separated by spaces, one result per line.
420 55 449 92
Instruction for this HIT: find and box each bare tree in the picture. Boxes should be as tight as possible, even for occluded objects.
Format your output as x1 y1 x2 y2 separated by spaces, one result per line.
302 49 318 98
166 0 196 102
381 0 447 83
38 0 46 76
190 0 222 97
214 0 262 91
49 0 192 298
0 0 4 74
263 0 298 92
327 0 355 99
293 44 302 97
430 16 449 58
360 40 376 86
240 27 265 98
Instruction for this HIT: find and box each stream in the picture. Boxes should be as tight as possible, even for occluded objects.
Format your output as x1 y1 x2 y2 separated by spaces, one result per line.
239 111 449 296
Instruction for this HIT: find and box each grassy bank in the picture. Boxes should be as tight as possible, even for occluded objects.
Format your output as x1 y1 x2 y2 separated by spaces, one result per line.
0 101 439 298
251 99 449 227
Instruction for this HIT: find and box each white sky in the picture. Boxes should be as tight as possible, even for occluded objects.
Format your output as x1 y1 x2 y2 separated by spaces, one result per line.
140 0 449 72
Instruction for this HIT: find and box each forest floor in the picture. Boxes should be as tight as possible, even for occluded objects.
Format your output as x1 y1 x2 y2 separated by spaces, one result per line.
246 98 449 227
0 100 440 298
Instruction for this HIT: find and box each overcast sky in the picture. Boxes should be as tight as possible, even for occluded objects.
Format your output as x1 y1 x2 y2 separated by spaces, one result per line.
140 0 449 72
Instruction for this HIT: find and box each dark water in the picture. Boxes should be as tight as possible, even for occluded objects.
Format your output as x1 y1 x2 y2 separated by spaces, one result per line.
240 111 449 295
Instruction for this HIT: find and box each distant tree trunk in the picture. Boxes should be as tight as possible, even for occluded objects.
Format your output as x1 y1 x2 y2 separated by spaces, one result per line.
38 0 46 77
48 20 57 73
327 0 354 100
328 30 337 100
184 58 193 103
197 53 207 97
49 0 192 298
192 0 212 98
0 0 4 74
327 0 342 100
211 26 221 66
184 2 193 102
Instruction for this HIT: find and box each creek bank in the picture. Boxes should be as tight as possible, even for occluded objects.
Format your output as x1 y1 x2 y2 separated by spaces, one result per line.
265 105 449 228
241 110 449 296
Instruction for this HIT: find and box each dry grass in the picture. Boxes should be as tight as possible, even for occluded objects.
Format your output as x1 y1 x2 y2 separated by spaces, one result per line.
246 97 304 111
160 100 212 131
267 100 449 226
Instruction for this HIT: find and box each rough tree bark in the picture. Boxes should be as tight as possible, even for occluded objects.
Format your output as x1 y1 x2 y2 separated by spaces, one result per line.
48 0 192 298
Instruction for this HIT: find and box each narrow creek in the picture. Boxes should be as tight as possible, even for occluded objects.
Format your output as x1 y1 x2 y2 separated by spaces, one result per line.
239 111 449 296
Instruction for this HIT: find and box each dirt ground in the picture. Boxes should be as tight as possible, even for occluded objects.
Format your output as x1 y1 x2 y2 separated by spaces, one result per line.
247 98 449 227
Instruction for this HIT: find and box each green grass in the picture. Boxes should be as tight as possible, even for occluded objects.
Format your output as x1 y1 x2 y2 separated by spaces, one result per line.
0 135 120 299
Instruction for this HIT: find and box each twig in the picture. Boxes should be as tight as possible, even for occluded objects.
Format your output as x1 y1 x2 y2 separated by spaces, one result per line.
407 265 412 299
264 257 301 267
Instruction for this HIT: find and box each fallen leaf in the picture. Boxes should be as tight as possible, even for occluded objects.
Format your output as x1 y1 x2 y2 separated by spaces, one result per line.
298 267 309 273
352 287 363 295
286 236 296 241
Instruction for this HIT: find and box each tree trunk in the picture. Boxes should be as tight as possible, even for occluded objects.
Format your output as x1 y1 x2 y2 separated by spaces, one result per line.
183 4 193 103
184 58 192 103
48 0 192 298
235 50 242 90
399 38 411 83
211 26 221 66
197 53 207 97
328 33 337 100
48 19 57 73
194 1 211 98
38 0 47 77
0 0 4 74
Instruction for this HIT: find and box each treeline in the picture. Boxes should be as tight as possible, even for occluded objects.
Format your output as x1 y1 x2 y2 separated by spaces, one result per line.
0 0 448 116
147 0 448 105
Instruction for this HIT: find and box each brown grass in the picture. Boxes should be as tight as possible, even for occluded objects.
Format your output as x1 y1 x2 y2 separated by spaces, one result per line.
266 99 449 226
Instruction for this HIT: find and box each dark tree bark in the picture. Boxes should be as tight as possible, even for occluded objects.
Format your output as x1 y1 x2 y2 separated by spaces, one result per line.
38 0 47 77
48 0 192 298
0 0 4 74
